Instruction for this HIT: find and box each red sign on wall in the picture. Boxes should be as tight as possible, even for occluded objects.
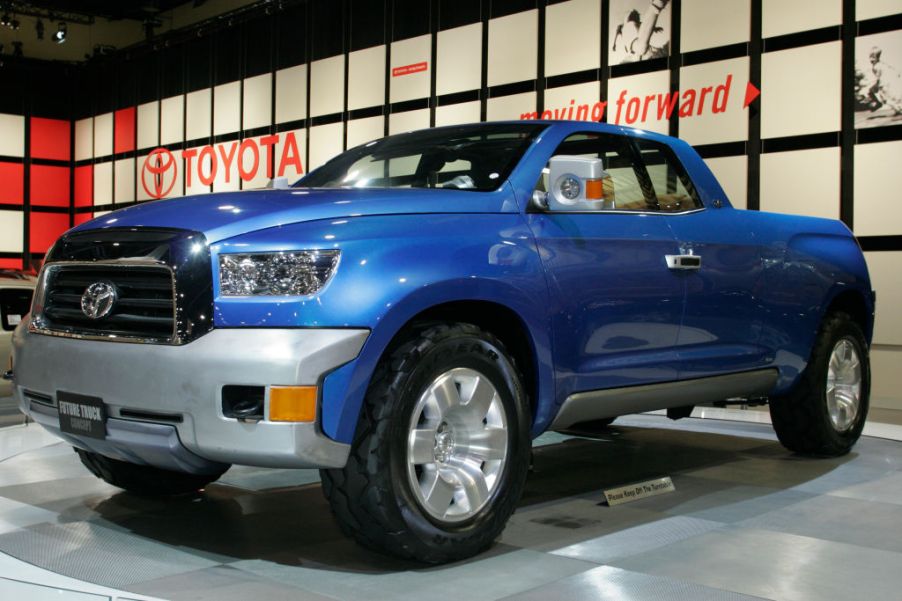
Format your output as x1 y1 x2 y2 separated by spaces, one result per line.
392 61 428 77
140 131 304 200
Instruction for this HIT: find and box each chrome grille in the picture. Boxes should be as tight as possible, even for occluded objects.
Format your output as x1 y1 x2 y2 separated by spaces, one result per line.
38 263 176 342
34 228 213 345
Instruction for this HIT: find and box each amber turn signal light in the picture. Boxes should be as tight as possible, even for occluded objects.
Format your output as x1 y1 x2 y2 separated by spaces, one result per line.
585 178 604 200
269 386 317 422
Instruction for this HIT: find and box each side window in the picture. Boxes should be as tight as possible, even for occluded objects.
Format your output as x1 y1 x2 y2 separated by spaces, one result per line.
633 139 702 212
537 132 702 213
341 155 472 189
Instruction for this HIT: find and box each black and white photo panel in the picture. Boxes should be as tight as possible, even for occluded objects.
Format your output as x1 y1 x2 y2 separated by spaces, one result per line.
609 0 672 64
855 30 902 129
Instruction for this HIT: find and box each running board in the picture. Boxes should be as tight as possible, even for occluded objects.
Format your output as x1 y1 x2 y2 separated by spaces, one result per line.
550 369 778 431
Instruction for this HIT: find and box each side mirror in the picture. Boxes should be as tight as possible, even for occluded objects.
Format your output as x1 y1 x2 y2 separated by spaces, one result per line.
546 155 610 211
267 177 291 190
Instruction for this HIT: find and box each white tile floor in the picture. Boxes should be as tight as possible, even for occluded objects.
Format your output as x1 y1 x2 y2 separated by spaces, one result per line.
1 409 901 601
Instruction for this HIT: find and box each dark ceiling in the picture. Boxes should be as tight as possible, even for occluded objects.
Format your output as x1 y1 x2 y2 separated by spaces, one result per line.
10 1 200 23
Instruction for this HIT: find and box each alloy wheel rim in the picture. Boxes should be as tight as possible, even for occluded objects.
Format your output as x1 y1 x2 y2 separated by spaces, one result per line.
826 338 862 432
406 367 509 523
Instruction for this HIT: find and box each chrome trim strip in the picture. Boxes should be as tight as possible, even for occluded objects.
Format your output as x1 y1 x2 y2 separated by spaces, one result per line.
23 389 54 407
535 207 707 217
550 368 779 431
592 207 707 216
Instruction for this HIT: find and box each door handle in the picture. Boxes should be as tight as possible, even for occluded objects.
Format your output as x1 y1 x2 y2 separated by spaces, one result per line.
665 254 702 270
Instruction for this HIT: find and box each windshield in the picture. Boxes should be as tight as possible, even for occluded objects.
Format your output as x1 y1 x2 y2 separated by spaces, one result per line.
297 123 546 192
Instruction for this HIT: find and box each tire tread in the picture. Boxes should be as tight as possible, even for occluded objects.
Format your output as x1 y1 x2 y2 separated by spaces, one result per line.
321 322 528 563
769 311 870 457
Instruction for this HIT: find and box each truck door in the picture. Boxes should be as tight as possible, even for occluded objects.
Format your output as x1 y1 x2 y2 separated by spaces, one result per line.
634 139 769 379
525 132 687 401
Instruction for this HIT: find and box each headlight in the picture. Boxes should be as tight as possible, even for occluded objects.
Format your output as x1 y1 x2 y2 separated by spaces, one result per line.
219 250 340 296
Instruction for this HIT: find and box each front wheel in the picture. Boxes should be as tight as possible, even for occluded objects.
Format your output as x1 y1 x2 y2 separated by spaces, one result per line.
321 323 531 563
769 311 870 456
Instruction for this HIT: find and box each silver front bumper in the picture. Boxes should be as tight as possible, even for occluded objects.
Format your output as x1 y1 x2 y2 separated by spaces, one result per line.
12 326 369 472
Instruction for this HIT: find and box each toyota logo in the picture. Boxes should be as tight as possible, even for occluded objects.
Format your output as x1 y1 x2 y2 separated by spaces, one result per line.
141 148 178 200
80 282 118 320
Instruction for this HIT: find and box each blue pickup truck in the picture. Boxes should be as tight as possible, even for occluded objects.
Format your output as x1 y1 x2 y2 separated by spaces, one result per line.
9 121 874 563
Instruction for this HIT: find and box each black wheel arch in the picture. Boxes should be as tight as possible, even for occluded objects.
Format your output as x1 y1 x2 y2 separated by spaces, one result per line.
385 300 541 426
824 289 875 346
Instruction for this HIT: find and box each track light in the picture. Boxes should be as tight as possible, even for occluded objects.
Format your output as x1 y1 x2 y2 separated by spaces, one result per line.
0 13 9 27
9 18 18 30
35 19 43 40
52 21 66 44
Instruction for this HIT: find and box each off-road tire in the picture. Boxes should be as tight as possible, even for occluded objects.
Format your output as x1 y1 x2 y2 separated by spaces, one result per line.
769 311 870 456
76 448 228 496
321 323 531 564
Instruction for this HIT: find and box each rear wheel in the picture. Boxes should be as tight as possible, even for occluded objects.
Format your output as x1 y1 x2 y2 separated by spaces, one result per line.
321 323 531 563
769 311 870 456
76 448 228 496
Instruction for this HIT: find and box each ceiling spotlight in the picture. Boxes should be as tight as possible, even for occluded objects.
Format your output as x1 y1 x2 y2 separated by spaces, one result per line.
52 21 66 44
10 18 19 30
0 13 9 27
35 19 43 40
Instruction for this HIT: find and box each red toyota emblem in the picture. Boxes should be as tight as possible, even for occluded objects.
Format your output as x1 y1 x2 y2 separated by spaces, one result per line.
141 148 178 200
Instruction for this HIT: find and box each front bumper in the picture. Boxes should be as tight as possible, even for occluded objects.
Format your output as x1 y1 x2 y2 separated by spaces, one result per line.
12 326 368 472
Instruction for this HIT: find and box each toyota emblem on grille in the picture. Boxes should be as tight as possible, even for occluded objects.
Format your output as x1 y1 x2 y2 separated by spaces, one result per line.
81 282 118 320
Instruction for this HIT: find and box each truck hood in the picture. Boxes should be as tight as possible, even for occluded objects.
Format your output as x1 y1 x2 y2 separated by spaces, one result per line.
71 186 517 243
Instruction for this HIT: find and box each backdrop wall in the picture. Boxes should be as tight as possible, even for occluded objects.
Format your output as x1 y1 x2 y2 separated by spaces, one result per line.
0 0 900 408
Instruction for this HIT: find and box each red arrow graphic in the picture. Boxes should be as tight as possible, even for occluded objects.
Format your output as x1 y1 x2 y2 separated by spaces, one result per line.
744 82 761 109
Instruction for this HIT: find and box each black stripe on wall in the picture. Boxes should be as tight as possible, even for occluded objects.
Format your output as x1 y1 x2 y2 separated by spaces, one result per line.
599 0 610 109
694 141 748 159
682 43 748 67
857 13 902 36
763 25 842 53
668 0 682 138
536 1 546 116
762 132 840 153
840 0 856 229
429 0 439 127
746 0 762 212
22 112 31 267
858 236 902 252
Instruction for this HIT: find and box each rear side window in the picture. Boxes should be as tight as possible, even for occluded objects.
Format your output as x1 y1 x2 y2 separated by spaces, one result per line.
633 138 702 212
537 132 702 213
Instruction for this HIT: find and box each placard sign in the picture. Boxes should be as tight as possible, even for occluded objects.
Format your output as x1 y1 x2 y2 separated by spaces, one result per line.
603 476 675 506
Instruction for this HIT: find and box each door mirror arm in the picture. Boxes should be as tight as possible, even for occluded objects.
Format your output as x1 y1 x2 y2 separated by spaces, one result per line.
529 190 549 212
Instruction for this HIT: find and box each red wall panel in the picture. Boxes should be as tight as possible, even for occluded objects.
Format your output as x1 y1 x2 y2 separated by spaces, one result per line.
30 117 71 161
0 162 24 205
29 212 70 254
114 107 136 154
0 258 23 269
74 165 94 207
30 165 71 208
74 213 94 226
